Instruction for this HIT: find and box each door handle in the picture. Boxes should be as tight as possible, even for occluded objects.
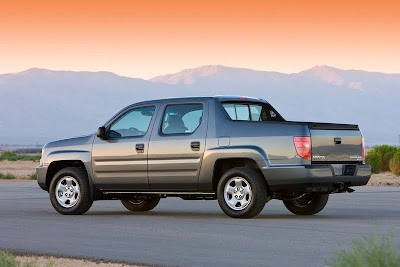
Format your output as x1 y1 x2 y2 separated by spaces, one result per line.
191 141 200 151
334 137 342 144
136 143 145 153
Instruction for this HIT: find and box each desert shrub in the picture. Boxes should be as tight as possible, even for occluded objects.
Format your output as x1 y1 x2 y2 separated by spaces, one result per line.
325 231 400 267
0 250 53 267
0 152 41 162
0 250 19 267
0 173 16 179
372 145 398 171
389 150 400 176
28 173 38 180
365 150 383 174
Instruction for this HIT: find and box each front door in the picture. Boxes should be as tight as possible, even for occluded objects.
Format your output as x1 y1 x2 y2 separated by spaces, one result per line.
147 102 208 191
92 105 157 190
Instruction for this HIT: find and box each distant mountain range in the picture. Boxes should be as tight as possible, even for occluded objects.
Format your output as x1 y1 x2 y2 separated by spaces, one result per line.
0 65 399 145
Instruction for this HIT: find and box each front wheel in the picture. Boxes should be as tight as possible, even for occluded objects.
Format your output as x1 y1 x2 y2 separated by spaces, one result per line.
217 167 267 218
49 167 93 215
121 197 160 212
283 193 329 215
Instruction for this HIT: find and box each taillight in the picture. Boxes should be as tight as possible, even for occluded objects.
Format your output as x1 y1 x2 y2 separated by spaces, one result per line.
294 136 311 160
362 136 365 161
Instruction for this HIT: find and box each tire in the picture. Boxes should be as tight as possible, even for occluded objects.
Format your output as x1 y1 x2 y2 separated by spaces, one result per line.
49 167 93 215
217 167 267 218
283 193 329 215
121 197 160 212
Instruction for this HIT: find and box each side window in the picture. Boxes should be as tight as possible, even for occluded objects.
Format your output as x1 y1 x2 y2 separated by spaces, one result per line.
222 103 282 122
223 104 236 120
249 105 269 121
162 104 203 134
235 104 250 121
109 107 155 138
249 105 262 121
222 103 250 121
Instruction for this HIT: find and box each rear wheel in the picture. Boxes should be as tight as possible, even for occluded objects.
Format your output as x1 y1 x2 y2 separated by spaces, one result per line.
217 167 267 218
283 193 329 215
49 167 93 215
121 197 160 212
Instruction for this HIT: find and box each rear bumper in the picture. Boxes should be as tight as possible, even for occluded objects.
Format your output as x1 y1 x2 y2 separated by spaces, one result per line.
36 164 48 191
263 164 371 193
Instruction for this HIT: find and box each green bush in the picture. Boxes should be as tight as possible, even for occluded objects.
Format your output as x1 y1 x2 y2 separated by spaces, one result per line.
0 250 19 267
325 232 400 267
372 145 398 171
0 173 16 179
389 150 400 176
365 145 400 174
28 173 38 180
0 152 41 162
0 250 53 267
365 150 383 174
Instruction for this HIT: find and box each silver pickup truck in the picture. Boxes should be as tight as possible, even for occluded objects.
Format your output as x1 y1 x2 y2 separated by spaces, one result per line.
37 96 371 218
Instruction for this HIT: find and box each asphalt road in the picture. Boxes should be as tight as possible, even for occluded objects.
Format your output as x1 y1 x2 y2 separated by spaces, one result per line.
0 182 399 267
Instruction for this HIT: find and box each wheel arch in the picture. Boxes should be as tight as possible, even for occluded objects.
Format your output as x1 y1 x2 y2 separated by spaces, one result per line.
46 160 86 189
46 160 99 200
212 158 269 193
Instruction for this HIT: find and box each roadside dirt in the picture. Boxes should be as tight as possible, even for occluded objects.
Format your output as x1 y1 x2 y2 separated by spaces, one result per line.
16 255 141 267
367 171 400 187
0 160 38 179
1 161 399 186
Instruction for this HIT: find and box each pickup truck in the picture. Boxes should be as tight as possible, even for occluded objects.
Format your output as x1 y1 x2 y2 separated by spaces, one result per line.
37 96 371 218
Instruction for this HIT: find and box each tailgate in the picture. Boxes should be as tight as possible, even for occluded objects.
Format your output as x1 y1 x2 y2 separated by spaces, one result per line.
310 128 363 163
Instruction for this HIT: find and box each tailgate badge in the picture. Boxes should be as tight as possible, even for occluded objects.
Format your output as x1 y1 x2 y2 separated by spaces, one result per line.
313 155 326 160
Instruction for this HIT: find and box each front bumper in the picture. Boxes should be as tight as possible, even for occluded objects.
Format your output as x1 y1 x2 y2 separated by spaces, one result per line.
263 164 371 193
36 164 48 191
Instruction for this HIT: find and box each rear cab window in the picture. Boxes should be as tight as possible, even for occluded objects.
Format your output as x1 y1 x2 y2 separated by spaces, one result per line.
162 104 203 134
222 102 284 122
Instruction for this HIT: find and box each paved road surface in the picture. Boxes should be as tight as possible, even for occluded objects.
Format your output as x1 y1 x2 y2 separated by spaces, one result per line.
0 182 399 266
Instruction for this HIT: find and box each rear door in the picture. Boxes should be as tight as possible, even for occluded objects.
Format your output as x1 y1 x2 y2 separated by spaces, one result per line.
147 101 208 191
91 105 157 190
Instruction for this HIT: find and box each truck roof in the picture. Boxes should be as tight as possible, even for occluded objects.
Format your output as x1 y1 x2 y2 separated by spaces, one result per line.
132 96 268 106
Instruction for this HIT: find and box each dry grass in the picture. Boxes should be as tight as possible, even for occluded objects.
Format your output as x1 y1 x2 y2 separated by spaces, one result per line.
0 152 41 161
15 254 141 267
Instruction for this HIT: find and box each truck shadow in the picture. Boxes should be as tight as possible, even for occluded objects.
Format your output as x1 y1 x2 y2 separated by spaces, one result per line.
85 210 388 220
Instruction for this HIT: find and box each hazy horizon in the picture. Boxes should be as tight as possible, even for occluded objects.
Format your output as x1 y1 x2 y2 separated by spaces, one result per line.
2 64 400 81
1 0 400 79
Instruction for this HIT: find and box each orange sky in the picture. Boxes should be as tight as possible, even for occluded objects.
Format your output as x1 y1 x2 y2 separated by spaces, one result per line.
1 0 399 78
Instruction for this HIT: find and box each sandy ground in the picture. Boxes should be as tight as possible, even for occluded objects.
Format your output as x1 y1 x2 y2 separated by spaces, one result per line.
367 171 400 187
0 160 38 179
1 160 399 186
16 255 141 267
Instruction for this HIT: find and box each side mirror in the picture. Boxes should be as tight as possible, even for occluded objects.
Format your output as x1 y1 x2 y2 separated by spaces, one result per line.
96 126 108 140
